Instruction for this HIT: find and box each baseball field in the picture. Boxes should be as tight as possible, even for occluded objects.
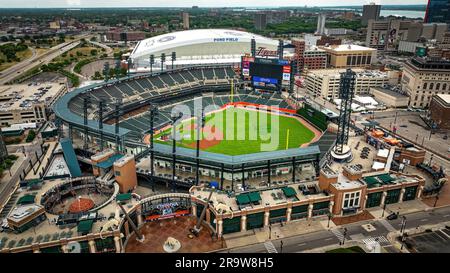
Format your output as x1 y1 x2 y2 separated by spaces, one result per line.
149 107 321 156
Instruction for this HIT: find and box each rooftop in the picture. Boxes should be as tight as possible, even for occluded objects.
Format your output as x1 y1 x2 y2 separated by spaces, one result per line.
0 83 65 112
435 94 450 104
320 44 376 52
371 86 409 98
307 69 387 78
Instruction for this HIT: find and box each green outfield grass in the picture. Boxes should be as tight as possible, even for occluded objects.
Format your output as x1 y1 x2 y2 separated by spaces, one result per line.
154 108 316 156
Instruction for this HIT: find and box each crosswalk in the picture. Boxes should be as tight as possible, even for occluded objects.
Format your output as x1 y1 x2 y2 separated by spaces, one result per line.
379 219 396 232
330 229 345 242
362 236 391 246
264 241 278 253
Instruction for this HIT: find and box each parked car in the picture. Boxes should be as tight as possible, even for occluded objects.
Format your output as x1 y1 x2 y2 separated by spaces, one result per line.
387 212 399 220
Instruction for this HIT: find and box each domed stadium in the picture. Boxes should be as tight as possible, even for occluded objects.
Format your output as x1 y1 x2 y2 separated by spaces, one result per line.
129 29 279 70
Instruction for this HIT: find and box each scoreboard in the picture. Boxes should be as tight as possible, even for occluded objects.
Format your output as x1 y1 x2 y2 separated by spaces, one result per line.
241 56 292 91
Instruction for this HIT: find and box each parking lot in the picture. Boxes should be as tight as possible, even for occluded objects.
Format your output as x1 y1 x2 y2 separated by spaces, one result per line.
407 228 450 253
373 110 450 171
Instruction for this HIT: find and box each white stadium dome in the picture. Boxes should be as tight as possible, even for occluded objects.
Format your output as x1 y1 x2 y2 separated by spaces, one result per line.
129 29 279 71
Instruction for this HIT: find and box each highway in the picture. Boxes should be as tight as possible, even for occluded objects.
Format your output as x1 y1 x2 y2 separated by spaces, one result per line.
0 34 91 85
221 206 450 253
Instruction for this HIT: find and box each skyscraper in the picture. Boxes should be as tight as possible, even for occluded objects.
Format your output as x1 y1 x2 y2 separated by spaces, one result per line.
254 13 267 30
182 12 190 30
425 0 450 25
362 3 381 26
316 14 326 35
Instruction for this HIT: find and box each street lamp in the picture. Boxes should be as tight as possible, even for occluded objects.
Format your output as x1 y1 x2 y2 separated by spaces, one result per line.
280 240 284 253
195 109 205 186
268 224 272 240
400 216 407 250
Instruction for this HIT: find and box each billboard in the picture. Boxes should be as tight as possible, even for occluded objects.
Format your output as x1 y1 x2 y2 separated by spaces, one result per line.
242 56 291 91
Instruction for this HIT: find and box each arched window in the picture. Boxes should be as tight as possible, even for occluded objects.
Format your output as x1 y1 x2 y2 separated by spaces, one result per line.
423 82 427 89
436 83 440 90
443 83 447 91
430 83 434 90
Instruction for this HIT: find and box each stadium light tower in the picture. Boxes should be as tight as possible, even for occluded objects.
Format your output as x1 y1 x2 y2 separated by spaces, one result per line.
114 98 123 152
331 68 356 162
82 96 91 151
98 99 105 151
127 58 132 77
161 53 166 72
171 52 176 70
170 111 183 192
195 108 205 186
149 54 155 74
148 104 157 178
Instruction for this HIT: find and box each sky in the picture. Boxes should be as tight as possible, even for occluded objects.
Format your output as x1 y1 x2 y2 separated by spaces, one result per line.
0 0 428 8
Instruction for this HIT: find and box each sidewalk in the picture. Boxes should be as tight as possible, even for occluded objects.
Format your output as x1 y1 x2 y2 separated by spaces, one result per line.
224 217 328 249
367 200 430 219
0 153 26 189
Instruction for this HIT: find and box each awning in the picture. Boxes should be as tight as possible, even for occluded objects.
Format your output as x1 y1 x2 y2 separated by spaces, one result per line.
236 194 250 205
248 192 262 203
282 187 297 198
77 220 94 234
378 174 395 184
364 176 379 186
116 193 132 202
17 194 35 205
95 154 124 169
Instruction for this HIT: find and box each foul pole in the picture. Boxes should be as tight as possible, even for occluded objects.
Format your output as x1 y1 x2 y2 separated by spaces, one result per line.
286 129 290 150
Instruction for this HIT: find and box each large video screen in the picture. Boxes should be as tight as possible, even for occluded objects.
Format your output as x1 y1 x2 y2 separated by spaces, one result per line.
242 56 291 90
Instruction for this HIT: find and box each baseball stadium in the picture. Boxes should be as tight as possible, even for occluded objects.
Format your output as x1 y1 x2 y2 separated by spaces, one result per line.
0 31 428 254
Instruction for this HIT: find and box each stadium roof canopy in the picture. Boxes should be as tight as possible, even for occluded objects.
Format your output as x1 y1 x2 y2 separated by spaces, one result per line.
130 28 279 61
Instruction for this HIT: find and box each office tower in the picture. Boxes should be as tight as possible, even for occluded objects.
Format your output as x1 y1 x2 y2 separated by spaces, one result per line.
316 14 326 35
362 3 381 26
255 13 267 30
425 0 450 25
182 12 190 30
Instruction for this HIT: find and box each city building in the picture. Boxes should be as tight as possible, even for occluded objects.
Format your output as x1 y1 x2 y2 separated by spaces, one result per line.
316 14 326 35
254 13 267 30
316 36 342 46
324 28 350 36
130 29 278 70
303 47 327 70
304 34 322 47
366 19 449 51
182 12 190 30
305 69 389 99
421 23 449 41
319 44 377 68
366 19 413 51
370 86 410 108
398 40 426 54
0 82 67 126
291 39 327 72
105 31 146 42
361 3 381 26
429 94 450 129
401 57 450 108
424 0 450 25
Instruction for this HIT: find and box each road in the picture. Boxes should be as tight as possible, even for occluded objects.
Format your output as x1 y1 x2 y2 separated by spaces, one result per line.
0 34 91 85
222 206 450 253
0 138 44 213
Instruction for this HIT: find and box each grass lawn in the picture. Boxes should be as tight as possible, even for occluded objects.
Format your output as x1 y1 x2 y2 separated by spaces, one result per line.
155 108 316 155
53 46 99 63
325 246 366 253
0 48 33 72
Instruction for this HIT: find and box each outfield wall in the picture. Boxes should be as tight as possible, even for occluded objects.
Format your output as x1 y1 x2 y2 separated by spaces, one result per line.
297 104 329 131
